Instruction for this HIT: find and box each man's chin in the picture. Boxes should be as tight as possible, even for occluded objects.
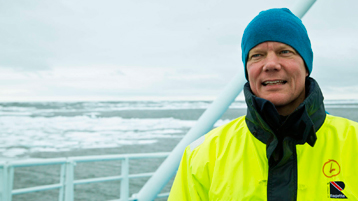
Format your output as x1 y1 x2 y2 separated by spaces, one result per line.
265 97 295 109
261 95 290 106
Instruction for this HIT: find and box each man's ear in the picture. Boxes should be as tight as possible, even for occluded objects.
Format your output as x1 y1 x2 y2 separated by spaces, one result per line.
305 67 309 77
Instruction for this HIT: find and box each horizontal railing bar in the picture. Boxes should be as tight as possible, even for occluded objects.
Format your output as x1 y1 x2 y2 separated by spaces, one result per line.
12 183 63 195
73 172 155 186
127 191 170 201
9 172 165 198
0 152 170 168
70 152 170 163
74 175 123 185
128 172 153 179
9 173 163 198
157 192 170 198
5 158 67 167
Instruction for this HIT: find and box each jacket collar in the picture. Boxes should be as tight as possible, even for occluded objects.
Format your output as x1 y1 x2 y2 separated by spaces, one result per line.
244 77 326 147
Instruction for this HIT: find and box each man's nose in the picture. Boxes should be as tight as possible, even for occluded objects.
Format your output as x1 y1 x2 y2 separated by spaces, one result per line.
263 53 281 72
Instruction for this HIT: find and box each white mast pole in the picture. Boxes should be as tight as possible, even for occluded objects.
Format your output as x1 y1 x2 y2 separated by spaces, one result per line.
291 0 317 18
136 71 245 200
136 0 316 200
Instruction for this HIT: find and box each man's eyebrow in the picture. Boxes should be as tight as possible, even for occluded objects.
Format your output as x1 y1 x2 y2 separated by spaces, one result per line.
249 48 263 54
278 44 294 49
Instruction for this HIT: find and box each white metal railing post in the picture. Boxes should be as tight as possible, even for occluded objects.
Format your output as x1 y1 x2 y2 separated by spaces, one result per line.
136 1 317 200
0 163 14 201
7 167 13 201
0 164 7 201
59 164 66 201
120 157 129 201
64 160 75 201
0 164 6 201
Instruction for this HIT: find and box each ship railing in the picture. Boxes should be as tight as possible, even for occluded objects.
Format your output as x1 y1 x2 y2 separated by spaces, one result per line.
0 152 170 201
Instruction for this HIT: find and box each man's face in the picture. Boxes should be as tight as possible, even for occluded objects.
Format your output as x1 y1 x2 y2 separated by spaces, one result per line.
246 41 308 116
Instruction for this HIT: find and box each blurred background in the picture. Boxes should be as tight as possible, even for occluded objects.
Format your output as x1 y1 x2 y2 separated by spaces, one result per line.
1 0 358 101
1 0 358 200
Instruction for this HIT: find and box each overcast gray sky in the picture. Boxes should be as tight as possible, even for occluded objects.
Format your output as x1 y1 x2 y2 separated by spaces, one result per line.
1 0 358 101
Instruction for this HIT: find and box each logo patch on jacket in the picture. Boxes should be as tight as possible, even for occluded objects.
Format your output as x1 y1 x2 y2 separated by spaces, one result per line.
323 159 340 178
328 181 347 199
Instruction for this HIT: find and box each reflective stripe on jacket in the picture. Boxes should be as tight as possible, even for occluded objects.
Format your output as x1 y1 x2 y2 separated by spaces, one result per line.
168 114 358 200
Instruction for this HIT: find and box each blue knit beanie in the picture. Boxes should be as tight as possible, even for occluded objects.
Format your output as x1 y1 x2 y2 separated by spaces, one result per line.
241 8 313 80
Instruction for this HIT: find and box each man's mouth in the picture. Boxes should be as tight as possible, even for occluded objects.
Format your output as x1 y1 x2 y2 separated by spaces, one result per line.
262 80 287 86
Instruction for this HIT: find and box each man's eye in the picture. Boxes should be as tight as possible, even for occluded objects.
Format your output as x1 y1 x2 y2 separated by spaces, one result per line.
251 54 261 58
281 50 291 54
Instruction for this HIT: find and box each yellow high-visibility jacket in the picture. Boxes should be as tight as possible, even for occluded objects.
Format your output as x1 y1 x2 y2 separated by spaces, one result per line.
169 79 358 200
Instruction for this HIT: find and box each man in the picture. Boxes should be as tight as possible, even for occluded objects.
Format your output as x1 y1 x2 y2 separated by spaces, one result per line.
168 8 358 200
